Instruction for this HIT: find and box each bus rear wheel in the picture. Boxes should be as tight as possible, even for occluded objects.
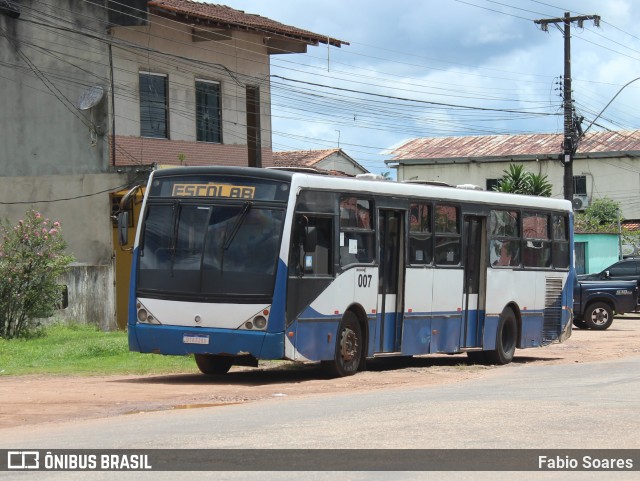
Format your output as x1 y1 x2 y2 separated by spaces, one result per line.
485 307 517 365
324 312 363 377
194 354 233 375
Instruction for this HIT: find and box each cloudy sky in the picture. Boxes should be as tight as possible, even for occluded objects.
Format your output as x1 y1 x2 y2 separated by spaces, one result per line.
220 0 640 175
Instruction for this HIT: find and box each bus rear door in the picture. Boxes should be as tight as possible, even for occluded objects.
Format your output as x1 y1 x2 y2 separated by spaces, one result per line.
462 215 487 348
376 210 405 353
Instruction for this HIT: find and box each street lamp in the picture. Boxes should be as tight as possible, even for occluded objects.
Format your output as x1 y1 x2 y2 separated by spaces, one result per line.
581 76 640 137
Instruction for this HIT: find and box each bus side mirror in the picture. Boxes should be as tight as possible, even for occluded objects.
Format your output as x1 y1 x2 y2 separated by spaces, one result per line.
118 212 129 246
604 270 610 279
303 226 317 253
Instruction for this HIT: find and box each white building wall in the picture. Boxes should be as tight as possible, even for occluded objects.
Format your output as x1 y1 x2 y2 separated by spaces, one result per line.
317 153 367 175
396 156 640 219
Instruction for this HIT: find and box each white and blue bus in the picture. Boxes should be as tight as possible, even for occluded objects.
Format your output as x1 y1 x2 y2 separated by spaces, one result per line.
121 166 573 377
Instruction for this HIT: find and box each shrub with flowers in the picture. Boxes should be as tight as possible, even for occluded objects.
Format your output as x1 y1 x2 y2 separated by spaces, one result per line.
0 209 74 339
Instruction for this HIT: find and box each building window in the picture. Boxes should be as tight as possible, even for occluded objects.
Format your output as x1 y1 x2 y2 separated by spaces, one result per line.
486 178 499 191
573 175 587 196
139 72 168 138
246 86 262 167
196 80 222 143
575 242 587 275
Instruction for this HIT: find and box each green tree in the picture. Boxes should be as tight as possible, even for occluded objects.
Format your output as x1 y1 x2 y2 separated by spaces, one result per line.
574 197 622 233
0 210 74 339
494 164 552 197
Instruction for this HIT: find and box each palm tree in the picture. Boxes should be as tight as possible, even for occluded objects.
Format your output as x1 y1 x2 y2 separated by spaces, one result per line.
494 164 552 197
527 172 552 197
494 164 529 194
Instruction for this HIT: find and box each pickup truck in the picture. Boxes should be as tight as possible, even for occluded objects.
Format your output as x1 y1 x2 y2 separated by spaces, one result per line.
573 279 638 330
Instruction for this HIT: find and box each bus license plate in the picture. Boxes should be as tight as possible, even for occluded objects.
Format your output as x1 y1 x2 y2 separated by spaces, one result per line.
183 334 210 345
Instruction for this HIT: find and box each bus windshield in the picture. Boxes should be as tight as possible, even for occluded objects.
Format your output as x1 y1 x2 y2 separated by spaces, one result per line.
138 202 285 301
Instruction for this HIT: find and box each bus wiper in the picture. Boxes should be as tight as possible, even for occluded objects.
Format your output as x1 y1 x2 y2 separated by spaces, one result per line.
224 202 252 250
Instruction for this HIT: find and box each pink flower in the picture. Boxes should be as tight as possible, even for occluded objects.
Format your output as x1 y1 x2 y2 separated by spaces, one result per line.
53 221 60 227
34 212 42 219
49 228 58 235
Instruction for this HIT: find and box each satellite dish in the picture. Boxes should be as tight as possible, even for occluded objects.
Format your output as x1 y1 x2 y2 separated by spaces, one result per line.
77 86 104 110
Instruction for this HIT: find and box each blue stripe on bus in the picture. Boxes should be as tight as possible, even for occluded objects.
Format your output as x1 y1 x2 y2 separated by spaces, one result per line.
290 307 556 360
128 247 141 352
268 258 288 333
130 323 285 358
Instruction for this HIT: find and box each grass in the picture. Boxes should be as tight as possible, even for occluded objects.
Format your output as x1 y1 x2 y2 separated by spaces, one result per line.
0 323 197 376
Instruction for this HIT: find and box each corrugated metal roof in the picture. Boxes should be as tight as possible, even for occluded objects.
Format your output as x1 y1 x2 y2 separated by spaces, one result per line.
390 130 640 161
147 1 348 47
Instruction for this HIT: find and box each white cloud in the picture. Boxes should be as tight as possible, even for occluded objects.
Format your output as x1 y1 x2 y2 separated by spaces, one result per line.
221 0 640 173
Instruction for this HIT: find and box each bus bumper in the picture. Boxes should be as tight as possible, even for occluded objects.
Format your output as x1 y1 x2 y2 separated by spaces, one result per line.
129 324 285 359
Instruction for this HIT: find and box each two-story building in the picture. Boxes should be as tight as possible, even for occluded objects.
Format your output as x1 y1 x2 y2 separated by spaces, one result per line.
0 0 346 328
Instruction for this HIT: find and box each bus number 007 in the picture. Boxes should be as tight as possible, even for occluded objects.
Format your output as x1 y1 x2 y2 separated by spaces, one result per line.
358 274 373 288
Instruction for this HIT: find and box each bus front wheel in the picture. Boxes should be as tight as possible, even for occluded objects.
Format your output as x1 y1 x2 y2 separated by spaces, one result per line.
194 354 233 375
485 307 517 365
324 312 363 377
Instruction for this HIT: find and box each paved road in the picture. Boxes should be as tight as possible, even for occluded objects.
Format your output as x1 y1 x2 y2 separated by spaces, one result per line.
1 356 639 480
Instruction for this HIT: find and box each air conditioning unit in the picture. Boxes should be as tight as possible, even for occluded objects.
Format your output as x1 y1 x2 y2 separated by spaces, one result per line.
572 195 590 211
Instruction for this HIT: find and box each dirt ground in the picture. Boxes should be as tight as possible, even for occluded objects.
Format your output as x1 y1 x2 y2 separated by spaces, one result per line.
2 315 640 430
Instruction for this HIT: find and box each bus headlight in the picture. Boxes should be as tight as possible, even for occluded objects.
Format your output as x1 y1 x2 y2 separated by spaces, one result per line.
136 302 162 324
253 316 267 329
238 308 270 330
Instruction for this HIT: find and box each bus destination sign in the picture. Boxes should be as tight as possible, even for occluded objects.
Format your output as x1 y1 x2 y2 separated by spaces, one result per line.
171 183 256 199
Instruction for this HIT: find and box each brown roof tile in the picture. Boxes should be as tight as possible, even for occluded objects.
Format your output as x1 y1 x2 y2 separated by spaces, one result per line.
147 1 348 47
391 130 640 161
272 148 341 167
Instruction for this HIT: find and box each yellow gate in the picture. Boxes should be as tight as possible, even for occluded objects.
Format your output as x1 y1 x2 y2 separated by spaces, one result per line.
111 188 145 330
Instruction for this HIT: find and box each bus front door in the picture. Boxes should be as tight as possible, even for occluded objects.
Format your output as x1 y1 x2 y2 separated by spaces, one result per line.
376 210 405 353
462 215 487 348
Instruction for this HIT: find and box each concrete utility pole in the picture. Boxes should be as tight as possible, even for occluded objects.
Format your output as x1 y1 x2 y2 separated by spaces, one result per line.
534 12 600 202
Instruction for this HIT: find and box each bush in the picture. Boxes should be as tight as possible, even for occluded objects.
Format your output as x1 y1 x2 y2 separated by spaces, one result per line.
0 209 74 339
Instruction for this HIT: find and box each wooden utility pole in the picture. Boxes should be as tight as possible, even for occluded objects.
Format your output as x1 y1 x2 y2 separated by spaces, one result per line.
534 13 600 202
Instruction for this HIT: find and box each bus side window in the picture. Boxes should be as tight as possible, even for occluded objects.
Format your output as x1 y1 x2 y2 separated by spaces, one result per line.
434 204 460 266
409 202 432 264
523 212 551 268
339 197 374 267
489 210 521 267
291 215 333 276
552 214 569 269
